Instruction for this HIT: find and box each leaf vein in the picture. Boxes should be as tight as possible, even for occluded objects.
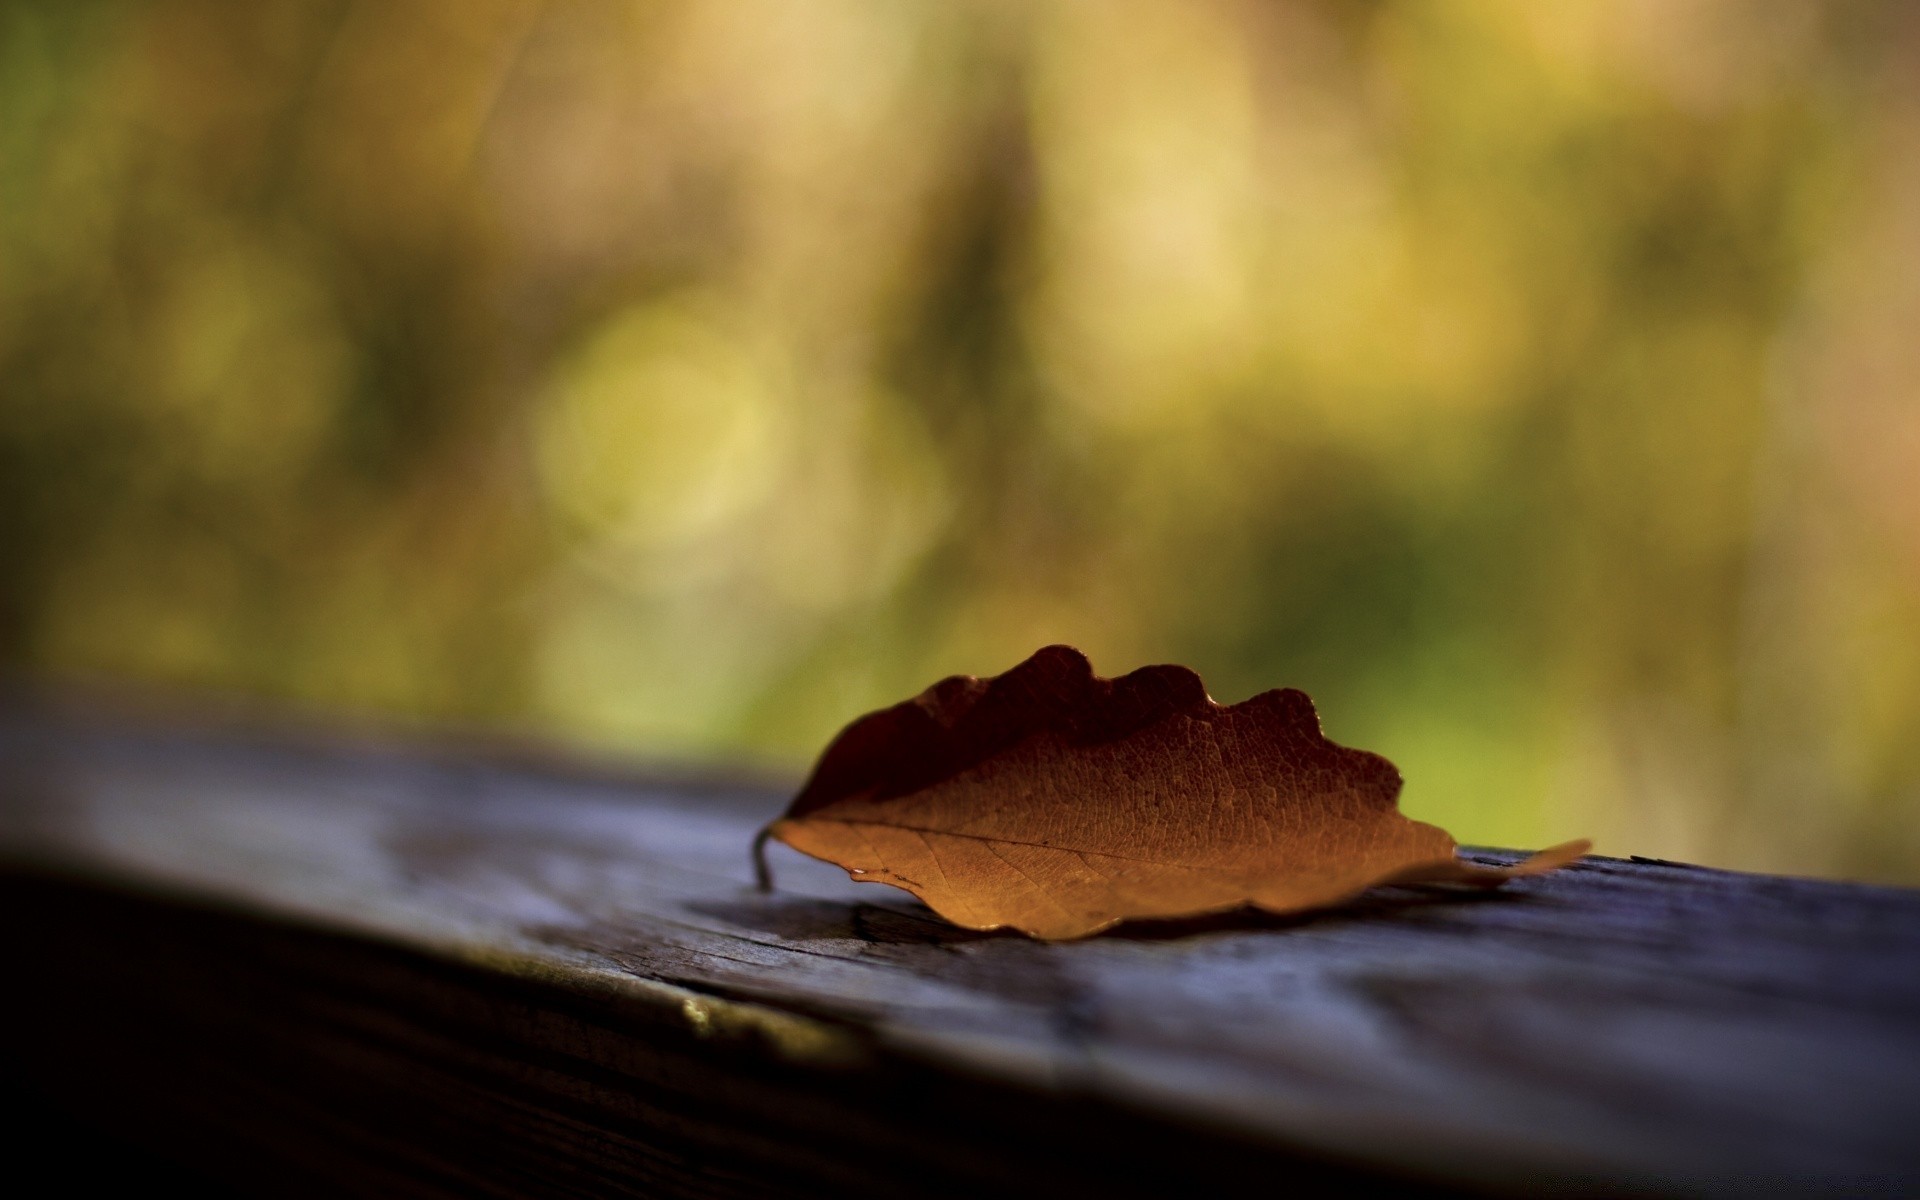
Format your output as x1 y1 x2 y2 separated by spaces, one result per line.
908 828 976 925
817 817 1231 872
982 841 1077 919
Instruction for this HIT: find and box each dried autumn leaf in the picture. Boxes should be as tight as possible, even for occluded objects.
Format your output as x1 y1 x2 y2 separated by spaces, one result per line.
756 646 1588 939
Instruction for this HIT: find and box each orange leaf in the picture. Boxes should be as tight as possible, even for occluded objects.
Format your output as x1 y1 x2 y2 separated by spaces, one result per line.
757 646 1588 939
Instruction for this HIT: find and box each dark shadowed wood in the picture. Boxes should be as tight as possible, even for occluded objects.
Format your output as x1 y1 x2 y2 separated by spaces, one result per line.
1 690 1916 1196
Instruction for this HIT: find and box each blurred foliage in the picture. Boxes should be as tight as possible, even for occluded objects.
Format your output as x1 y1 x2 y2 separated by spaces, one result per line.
3 0 1918 880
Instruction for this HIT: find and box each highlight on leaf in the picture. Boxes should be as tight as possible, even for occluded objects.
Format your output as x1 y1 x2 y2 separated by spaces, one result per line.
755 646 1589 939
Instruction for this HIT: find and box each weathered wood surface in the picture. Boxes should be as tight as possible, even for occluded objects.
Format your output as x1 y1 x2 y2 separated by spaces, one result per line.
1 693 1917 1197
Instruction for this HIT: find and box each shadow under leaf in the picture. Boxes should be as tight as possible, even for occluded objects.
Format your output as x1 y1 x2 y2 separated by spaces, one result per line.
696 881 1533 947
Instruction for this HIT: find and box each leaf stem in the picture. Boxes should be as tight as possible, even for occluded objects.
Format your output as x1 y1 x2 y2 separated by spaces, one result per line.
752 826 774 891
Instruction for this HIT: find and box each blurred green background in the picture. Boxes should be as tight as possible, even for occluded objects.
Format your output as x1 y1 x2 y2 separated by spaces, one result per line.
4 0 1918 881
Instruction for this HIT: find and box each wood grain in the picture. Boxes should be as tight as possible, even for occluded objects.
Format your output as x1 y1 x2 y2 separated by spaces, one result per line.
1 690 1916 1196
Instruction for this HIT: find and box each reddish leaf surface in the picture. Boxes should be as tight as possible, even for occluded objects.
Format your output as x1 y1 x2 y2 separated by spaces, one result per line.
758 646 1587 939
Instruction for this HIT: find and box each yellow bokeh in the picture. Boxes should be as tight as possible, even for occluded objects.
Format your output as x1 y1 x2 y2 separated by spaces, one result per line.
3 0 1917 881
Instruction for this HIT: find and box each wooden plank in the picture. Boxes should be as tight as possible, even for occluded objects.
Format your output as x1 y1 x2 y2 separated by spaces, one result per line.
1 692 1917 1196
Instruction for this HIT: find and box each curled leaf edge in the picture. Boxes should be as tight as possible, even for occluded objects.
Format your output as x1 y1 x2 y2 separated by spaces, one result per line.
756 829 1592 939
